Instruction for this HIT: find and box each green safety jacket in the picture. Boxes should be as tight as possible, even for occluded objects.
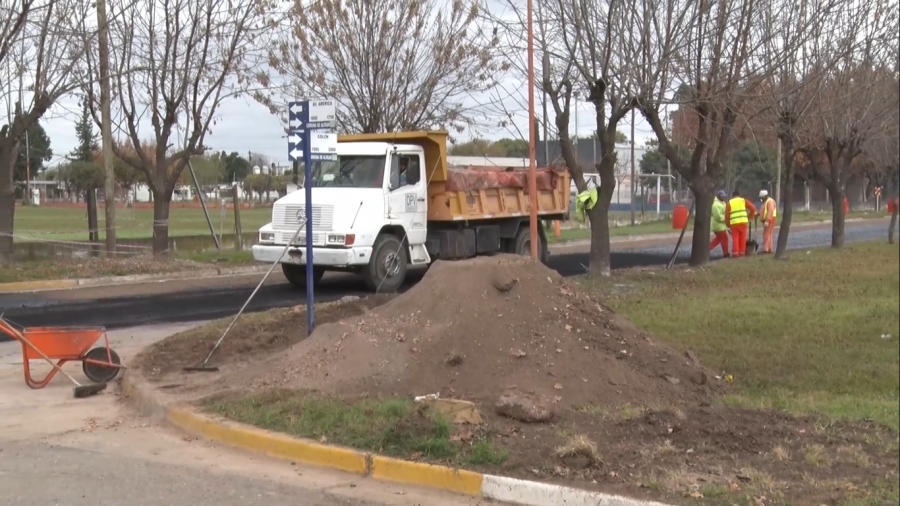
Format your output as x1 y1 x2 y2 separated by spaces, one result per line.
711 199 728 233
575 188 598 223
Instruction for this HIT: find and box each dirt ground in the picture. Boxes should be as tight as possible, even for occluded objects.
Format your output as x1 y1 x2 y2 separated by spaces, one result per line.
135 294 395 378
136 255 899 505
0 255 207 283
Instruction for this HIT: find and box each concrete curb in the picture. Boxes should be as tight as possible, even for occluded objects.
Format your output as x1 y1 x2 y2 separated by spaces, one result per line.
121 371 672 506
0 265 268 294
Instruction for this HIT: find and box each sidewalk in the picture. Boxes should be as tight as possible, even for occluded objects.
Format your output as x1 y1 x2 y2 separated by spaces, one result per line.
0 264 269 294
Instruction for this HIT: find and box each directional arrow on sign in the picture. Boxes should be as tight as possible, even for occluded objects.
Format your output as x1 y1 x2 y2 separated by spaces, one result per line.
289 148 303 161
287 133 301 145
289 102 304 116
288 117 304 130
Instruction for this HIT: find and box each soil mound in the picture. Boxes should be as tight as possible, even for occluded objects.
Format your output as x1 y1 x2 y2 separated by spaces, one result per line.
256 255 723 408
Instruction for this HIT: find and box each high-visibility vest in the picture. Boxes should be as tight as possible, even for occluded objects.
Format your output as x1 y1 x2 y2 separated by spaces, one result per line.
729 197 749 225
761 198 777 220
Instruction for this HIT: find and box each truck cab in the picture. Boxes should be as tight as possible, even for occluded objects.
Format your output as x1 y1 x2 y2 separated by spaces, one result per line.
253 131 570 293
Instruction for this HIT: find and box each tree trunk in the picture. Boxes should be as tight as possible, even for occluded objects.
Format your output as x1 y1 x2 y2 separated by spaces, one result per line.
828 185 845 248
86 190 100 242
890 197 898 245
587 150 618 277
0 144 17 259
688 183 714 267
152 190 172 255
587 205 611 276
774 137 795 259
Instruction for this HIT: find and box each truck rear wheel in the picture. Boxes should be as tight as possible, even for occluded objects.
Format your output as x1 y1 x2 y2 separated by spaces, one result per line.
363 234 407 293
282 264 325 289
513 225 549 264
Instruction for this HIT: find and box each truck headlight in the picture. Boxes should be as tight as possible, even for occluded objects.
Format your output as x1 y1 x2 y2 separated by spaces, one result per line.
326 234 355 246
259 232 275 244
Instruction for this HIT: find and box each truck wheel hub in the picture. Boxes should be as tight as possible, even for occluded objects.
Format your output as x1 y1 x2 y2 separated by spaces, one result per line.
383 252 400 277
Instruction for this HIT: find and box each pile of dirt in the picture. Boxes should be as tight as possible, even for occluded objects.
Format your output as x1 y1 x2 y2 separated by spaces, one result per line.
253 255 724 408
136 294 394 379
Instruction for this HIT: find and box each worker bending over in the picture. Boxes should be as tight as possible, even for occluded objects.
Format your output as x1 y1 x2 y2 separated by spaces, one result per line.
725 190 757 257
758 189 777 254
709 190 730 258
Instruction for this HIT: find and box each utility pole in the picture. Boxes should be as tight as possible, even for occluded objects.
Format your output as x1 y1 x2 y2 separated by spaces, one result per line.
526 0 538 260
630 109 636 226
97 0 117 254
24 130 30 205
665 109 672 202
542 90 549 166
775 138 782 206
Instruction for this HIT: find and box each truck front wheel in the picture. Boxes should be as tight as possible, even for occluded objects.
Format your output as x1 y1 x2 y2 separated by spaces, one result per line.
513 225 550 264
282 264 325 289
363 234 408 293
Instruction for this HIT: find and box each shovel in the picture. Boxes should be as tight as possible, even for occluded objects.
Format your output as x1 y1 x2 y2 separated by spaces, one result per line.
745 217 759 256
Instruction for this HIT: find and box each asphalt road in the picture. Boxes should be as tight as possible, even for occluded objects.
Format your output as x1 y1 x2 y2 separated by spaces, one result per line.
0 440 419 506
0 221 890 335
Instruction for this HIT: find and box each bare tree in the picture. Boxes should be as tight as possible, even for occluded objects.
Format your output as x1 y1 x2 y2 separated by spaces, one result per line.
635 0 780 266
261 0 506 134
0 0 92 257
753 0 844 259
488 0 660 275
83 0 275 254
861 108 899 243
542 0 652 275
798 6 898 248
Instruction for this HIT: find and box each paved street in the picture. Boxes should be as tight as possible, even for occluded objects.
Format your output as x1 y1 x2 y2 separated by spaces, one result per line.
0 324 493 506
0 219 892 332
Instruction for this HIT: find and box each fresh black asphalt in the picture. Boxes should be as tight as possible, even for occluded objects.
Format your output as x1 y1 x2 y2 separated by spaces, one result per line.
0 221 890 338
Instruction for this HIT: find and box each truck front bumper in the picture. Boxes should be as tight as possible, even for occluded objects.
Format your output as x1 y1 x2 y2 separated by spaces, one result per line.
252 244 373 268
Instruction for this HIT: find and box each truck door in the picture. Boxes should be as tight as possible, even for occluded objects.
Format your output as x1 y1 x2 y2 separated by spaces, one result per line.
388 151 427 246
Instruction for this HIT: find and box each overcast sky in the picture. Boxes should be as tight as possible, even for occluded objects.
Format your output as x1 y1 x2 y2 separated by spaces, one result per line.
21 0 659 169
35 88 658 170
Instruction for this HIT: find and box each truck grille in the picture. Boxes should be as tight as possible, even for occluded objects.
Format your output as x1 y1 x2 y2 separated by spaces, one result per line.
275 231 326 246
273 204 334 231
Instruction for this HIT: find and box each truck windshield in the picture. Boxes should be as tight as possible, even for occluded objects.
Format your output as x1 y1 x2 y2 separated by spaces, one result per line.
309 155 385 188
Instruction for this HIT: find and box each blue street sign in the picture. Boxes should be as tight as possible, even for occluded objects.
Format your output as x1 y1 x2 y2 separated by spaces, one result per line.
285 98 338 336
287 100 337 133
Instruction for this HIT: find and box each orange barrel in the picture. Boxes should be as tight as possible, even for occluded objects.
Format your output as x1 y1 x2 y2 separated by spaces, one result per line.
888 198 895 214
843 196 849 214
672 204 689 229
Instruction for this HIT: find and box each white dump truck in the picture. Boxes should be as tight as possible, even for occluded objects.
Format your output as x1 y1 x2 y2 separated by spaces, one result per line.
252 131 571 292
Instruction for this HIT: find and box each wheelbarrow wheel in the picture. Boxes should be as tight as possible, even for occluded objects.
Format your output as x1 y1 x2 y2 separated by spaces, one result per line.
82 347 121 383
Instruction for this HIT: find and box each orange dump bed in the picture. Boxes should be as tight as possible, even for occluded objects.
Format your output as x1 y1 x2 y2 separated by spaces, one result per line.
445 166 559 192
429 165 569 222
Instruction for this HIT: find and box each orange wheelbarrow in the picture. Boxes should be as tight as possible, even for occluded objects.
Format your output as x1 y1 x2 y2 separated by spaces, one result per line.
0 317 124 389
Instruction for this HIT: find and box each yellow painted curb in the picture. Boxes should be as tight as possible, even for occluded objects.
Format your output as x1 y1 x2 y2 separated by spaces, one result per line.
0 279 78 293
370 455 483 496
167 407 368 475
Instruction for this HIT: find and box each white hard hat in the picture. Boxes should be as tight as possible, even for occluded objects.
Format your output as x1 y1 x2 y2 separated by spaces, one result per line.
759 190 769 197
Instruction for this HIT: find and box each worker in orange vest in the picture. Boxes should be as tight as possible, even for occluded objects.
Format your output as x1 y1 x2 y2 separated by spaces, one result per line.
758 189 777 254
725 189 757 257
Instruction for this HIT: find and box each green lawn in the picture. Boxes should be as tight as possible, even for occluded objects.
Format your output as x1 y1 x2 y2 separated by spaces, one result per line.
204 390 507 467
586 241 900 431
13 205 273 241
13 205 884 244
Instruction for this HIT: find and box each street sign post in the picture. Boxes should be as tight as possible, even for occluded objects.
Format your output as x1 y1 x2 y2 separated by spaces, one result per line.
286 99 337 335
